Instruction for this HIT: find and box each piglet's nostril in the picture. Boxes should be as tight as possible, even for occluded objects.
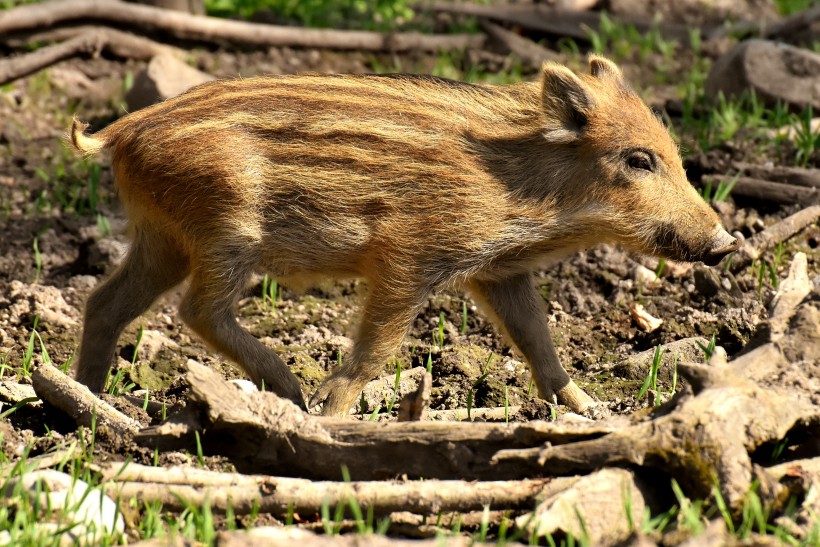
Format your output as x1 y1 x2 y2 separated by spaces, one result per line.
702 233 739 267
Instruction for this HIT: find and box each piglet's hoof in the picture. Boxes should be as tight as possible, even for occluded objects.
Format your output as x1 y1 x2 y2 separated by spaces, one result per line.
309 374 359 417
556 381 598 415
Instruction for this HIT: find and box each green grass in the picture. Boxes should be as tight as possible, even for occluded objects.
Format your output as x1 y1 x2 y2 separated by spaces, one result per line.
774 0 815 15
205 0 414 31
637 345 678 406
33 150 106 217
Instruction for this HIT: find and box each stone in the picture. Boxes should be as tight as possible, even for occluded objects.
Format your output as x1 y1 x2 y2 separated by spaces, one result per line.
517 468 648 545
608 0 776 26
126 53 215 112
705 40 820 111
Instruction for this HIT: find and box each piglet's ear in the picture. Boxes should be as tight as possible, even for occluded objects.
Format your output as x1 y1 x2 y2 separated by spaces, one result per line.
540 62 593 144
588 54 623 82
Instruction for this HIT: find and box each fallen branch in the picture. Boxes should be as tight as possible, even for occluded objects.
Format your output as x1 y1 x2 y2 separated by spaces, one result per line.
0 0 485 53
97 461 550 515
213 528 517 546
730 205 820 272
31 364 142 438
479 20 559 68
135 360 630 480
0 27 183 86
733 162 820 189
763 5 820 39
420 1 691 42
701 175 819 206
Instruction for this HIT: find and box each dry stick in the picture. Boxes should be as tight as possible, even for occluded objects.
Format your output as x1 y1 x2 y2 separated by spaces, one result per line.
214 528 519 547
97 461 550 515
31 364 142 438
135 360 632 480
701 175 819 206
4 25 184 58
479 20 559 68
763 5 820 39
733 162 820 189
0 0 485 52
0 28 181 86
730 205 820 272
420 1 692 42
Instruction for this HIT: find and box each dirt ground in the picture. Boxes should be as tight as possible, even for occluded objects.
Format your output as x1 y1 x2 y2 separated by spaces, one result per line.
0 45 818 488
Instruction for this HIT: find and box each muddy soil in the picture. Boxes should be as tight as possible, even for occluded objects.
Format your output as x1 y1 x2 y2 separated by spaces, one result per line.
0 46 817 491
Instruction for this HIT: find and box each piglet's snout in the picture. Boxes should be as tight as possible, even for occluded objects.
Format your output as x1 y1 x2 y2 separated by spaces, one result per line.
702 228 739 267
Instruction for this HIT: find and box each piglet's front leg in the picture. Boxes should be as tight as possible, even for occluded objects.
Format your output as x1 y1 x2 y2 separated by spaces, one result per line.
468 273 596 414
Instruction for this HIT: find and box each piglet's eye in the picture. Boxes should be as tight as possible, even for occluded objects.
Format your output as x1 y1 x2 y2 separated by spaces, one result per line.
627 153 653 172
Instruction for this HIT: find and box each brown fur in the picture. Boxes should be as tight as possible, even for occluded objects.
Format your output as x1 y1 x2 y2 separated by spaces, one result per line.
68 56 736 415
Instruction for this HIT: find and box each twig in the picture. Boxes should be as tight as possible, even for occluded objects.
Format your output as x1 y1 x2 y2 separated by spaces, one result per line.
397 371 431 421
30 364 142 438
214 528 520 546
479 20 559 68
763 5 820 39
0 27 182 86
701 175 819 206
0 0 485 53
730 205 820 272
420 1 691 42
733 162 820 189
97 461 550 515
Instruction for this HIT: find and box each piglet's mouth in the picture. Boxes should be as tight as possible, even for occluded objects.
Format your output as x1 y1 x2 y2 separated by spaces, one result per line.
651 225 738 266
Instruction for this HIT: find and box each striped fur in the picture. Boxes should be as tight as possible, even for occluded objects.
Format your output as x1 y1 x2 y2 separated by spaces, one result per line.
68 56 732 415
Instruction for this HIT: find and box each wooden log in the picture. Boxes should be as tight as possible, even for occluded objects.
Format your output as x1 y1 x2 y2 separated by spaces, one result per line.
97 461 552 515
701 175 819 206
30 364 142 438
134 360 632 480
479 20 559 68
0 27 183 86
0 0 485 53
420 1 691 42
733 162 820 189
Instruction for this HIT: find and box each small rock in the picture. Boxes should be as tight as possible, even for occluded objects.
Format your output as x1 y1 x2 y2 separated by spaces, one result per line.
693 266 723 299
608 0 777 26
126 53 216 112
614 337 710 382
706 40 820 111
517 468 648 545
632 264 660 287
87 237 128 271
135 329 180 362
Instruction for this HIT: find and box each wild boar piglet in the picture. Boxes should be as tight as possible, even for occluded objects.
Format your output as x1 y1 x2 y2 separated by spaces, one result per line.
69 56 737 415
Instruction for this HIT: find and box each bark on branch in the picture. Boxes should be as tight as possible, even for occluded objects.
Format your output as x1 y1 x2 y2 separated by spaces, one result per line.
97 461 551 515
134 360 630 480
31 364 143 438
0 0 485 53
0 27 182 86
730 205 820 272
